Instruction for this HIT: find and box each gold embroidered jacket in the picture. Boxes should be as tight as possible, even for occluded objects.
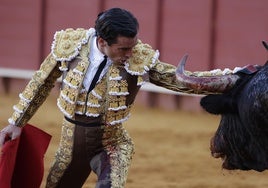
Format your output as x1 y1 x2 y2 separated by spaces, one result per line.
8 28 228 127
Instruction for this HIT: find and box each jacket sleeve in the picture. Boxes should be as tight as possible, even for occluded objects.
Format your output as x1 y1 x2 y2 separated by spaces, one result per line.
148 60 196 94
8 53 62 127
148 60 234 95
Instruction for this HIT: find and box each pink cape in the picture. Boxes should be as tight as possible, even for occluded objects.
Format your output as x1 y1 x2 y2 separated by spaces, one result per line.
0 124 51 188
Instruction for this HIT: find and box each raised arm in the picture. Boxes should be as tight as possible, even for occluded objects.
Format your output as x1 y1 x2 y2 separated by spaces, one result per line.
149 54 241 95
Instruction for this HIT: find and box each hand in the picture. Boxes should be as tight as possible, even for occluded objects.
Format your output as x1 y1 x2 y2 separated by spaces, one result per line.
0 124 22 147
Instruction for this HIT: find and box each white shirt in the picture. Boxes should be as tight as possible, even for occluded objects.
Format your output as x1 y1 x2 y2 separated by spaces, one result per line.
83 36 112 90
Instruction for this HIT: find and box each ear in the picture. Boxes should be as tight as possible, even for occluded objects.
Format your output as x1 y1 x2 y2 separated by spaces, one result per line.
97 37 107 49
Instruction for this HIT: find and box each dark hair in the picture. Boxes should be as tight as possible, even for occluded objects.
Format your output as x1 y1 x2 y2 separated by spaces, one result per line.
95 8 139 45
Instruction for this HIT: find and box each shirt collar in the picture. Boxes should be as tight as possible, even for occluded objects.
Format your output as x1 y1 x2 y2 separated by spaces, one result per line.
90 36 106 63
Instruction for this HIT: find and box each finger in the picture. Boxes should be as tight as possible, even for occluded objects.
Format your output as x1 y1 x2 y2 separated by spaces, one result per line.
11 133 19 140
11 128 22 140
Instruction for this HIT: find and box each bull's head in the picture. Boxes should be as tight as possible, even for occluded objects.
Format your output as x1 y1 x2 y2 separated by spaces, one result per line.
180 41 268 172
175 55 240 94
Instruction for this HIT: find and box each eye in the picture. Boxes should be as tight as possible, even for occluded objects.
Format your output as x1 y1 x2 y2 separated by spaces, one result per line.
120 47 133 52
120 48 129 51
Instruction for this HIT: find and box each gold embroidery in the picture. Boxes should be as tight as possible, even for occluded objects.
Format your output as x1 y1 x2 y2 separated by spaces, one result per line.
75 61 87 73
106 107 131 124
52 28 93 61
57 44 91 118
8 54 61 127
102 124 134 187
110 67 121 78
46 120 75 187
137 75 144 85
60 61 69 71
125 40 158 75
120 80 128 93
108 96 126 110
14 100 28 112
109 80 120 93
92 78 107 98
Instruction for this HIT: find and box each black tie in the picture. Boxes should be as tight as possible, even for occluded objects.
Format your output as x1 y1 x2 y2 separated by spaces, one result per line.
88 55 107 93
83 56 107 114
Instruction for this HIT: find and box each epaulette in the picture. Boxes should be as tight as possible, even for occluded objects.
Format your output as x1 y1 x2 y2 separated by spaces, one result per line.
125 40 159 75
51 28 94 62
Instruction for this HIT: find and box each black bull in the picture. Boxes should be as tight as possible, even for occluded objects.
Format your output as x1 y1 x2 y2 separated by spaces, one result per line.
201 64 268 172
176 41 268 172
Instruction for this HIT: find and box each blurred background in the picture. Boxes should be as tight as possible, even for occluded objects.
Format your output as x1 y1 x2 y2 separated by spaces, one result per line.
0 0 268 111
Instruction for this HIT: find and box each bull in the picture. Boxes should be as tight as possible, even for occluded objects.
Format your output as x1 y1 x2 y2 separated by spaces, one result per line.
176 41 268 172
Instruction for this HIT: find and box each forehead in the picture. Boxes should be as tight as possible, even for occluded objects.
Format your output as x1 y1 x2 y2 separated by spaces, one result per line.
113 35 138 48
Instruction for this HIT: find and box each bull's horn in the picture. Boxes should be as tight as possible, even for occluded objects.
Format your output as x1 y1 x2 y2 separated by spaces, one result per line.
262 40 268 51
176 54 240 93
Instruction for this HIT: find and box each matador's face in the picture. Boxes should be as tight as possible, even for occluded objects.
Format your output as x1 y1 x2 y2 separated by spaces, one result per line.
98 35 138 65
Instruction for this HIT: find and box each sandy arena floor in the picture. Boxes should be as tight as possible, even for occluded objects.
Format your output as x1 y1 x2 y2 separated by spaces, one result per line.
1 93 268 188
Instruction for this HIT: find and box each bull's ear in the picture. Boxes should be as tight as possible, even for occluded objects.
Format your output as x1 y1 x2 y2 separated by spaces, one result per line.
262 40 268 51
